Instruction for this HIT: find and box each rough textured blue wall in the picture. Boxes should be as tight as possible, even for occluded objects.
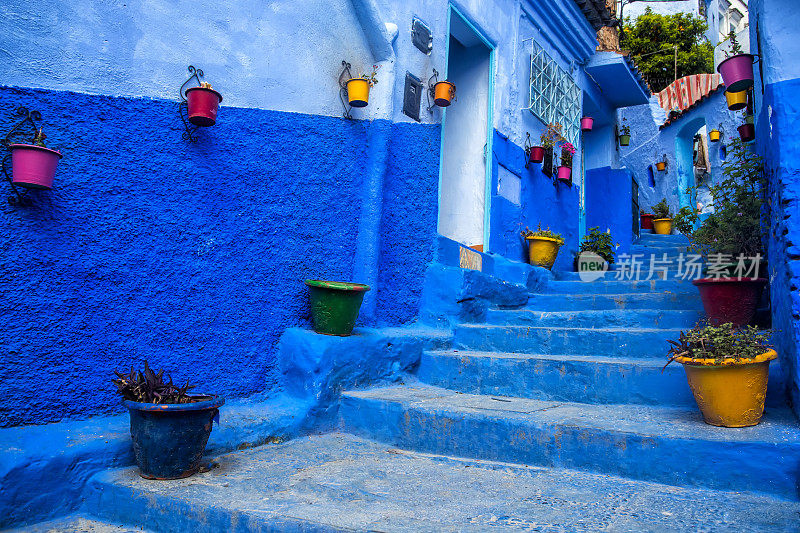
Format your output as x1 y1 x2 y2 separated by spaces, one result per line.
489 131 580 272
375 122 440 324
585 167 634 255
0 86 439 427
760 77 800 415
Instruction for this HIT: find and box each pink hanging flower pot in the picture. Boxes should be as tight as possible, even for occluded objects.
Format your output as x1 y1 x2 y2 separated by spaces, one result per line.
9 143 62 190
718 54 755 93
529 146 545 164
580 116 594 131
185 85 223 127
557 166 572 183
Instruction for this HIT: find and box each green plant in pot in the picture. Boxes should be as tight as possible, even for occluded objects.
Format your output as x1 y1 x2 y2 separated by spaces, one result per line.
651 198 673 234
665 322 775 427
618 118 631 147
305 279 370 335
575 227 617 274
682 138 767 326
113 362 224 480
539 123 564 177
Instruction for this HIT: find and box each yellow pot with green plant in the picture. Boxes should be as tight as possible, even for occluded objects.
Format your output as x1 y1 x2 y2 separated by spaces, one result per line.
666 322 776 427
521 225 565 270
651 198 673 235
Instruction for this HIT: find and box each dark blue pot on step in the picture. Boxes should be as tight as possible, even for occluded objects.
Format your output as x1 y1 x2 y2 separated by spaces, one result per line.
123 395 224 479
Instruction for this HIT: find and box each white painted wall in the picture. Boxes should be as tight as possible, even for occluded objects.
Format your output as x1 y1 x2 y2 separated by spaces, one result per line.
438 36 491 247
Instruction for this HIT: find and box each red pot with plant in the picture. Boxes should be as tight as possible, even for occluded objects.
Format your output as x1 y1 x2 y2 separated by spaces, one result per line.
537 123 564 175
529 146 545 164
557 142 575 184
717 32 755 93
640 212 655 230
186 83 223 126
684 138 766 326
9 129 62 190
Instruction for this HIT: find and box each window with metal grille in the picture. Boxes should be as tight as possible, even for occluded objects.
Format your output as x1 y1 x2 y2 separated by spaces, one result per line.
528 39 581 145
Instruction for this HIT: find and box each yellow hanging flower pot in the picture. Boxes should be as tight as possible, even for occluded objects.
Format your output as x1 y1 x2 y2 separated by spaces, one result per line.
346 78 371 108
673 350 777 427
725 89 748 111
709 129 721 142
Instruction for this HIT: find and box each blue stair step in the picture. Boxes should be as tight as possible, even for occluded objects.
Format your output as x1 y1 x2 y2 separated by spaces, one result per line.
635 234 691 245
525 292 703 311
5 514 154 532
543 279 696 295
417 350 787 407
554 270 698 281
340 384 800 499
82 433 800 532
418 350 696 405
485 309 702 329
454 324 684 358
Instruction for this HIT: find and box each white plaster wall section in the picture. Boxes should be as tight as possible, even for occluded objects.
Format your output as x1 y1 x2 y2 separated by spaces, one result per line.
438 35 491 247
0 0 384 118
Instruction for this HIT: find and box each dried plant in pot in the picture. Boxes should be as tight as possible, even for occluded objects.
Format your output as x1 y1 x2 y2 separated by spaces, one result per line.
113 362 224 480
666 322 775 427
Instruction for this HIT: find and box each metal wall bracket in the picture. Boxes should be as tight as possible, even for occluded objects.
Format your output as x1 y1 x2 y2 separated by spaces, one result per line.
338 61 354 119
179 65 204 142
2 107 46 206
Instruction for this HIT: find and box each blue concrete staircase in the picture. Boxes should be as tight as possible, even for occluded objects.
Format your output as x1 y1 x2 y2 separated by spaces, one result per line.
26 233 800 531
340 233 800 499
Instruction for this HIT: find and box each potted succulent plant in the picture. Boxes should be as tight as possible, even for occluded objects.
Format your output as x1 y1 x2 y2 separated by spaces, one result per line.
618 119 631 147
185 81 223 127
574 227 616 272
557 142 576 184
305 279 370 335
580 116 594 131
678 139 767 326
666 322 775 427
651 198 673 235
539 123 564 176
113 362 224 480
717 31 755 93
521 225 565 270
640 208 656 231
346 65 380 108
9 128 63 190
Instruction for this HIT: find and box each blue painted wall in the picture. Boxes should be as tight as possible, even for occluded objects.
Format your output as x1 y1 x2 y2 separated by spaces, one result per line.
585 167 634 255
489 131 580 272
0 86 439 427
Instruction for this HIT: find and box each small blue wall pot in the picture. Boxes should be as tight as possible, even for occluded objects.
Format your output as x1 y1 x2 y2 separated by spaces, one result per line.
123 395 224 479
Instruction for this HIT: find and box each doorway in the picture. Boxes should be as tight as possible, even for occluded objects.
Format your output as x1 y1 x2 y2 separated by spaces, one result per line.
437 6 495 251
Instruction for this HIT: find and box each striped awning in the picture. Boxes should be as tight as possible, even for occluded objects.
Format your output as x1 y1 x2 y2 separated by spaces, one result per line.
657 74 722 113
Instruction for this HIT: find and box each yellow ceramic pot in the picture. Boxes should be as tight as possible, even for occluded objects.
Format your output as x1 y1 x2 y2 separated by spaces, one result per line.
526 236 561 270
346 78 370 108
709 129 721 142
725 89 748 111
433 81 456 107
652 218 672 234
674 350 777 427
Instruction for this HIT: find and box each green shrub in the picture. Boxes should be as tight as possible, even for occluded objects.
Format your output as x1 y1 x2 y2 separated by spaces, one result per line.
577 227 617 264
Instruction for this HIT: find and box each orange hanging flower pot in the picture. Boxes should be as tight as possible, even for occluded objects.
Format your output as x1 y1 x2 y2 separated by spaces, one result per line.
656 161 667 171
433 81 456 107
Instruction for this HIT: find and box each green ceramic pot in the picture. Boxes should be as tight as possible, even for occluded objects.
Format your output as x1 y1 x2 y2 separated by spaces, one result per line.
304 280 370 336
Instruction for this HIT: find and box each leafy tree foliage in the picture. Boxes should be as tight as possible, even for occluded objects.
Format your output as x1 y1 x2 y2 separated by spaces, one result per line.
621 7 714 92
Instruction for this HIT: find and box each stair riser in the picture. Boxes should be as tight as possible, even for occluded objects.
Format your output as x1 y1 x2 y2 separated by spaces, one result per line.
543 280 697 295
555 271 696 281
454 327 680 358
340 395 800 499
525 293 703 312
418 352 696 406
485 309 702 329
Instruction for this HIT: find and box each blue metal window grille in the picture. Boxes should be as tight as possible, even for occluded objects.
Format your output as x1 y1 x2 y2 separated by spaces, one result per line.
528 40 581 145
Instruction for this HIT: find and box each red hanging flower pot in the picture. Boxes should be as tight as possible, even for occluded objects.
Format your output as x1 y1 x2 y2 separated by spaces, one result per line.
9 143 63 190
738 123 755 142
557 166 572 183
185 86 223 127
529 146 545 164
